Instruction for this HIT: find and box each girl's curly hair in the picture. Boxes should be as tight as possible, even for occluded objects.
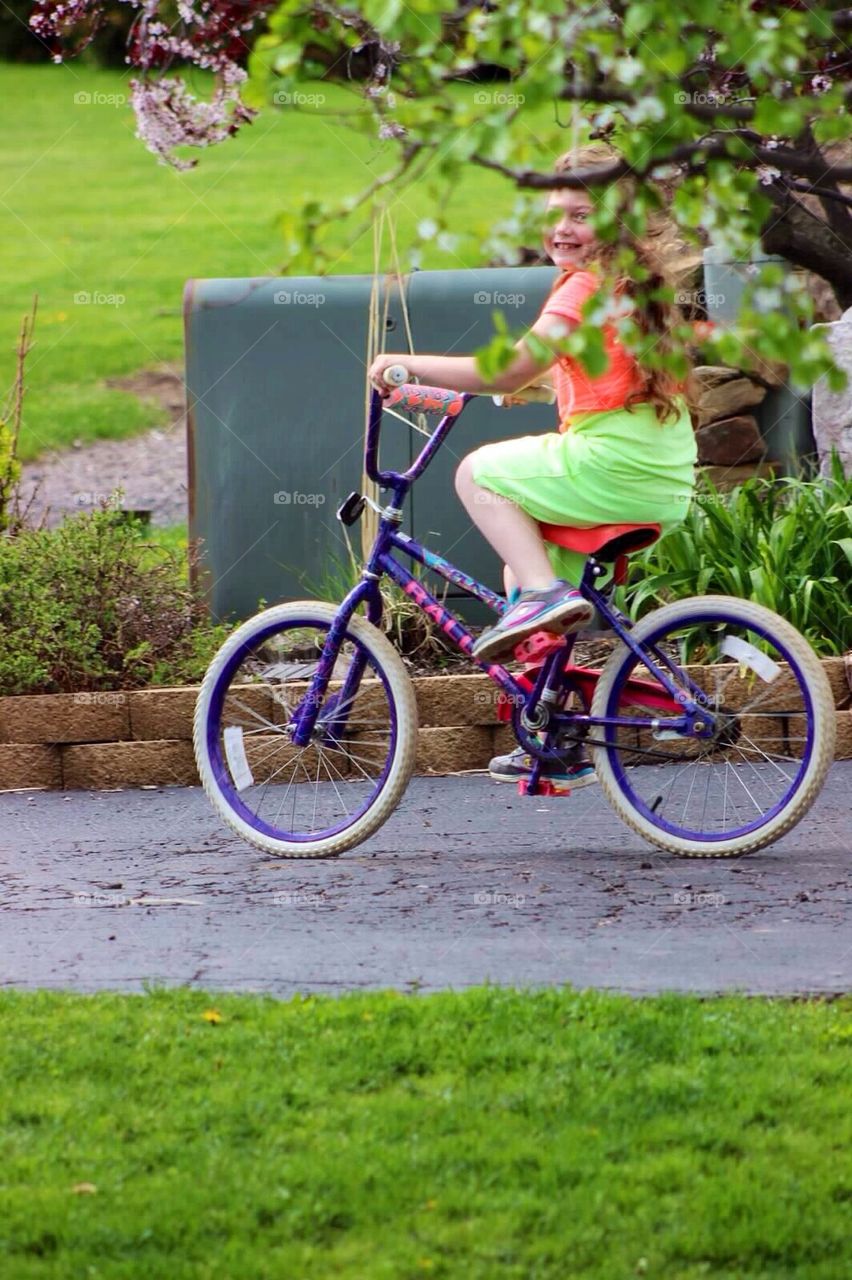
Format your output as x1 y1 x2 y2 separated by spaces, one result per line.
551 143 692 425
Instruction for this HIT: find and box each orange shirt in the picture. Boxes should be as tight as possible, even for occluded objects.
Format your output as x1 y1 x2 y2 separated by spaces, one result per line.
539 268 647 429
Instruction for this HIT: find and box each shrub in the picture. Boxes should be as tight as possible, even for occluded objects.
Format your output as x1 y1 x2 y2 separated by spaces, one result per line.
623 458 852 657
0 414 21 537
0 303 32 537
0 507 230 695
294 548 459 666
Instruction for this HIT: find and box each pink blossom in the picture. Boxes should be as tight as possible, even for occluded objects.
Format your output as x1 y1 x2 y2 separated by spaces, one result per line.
31 0 270 166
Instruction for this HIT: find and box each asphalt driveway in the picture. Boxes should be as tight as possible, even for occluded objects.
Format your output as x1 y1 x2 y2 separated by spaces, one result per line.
2 765 850 996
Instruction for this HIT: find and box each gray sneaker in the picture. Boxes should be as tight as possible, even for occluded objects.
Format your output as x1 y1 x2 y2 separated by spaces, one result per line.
473 581 594 663
488 744 598 791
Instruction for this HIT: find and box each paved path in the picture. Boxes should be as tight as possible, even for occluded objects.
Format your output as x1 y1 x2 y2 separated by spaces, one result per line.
19 367 187 528
2 767 850 997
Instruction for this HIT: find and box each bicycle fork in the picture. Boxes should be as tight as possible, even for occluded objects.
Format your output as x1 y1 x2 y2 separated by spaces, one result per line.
289 579 384 748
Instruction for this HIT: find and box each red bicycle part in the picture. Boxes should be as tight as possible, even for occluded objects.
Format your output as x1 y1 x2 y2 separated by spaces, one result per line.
539 521 661 558
496 663 683 724
512 630 566 665
517 778 571 797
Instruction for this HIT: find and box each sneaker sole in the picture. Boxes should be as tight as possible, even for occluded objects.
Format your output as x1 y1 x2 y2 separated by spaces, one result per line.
489 767 598 789
474 598 594 663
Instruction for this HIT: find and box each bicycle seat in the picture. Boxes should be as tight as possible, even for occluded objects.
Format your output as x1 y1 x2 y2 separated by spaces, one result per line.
540 521 661 560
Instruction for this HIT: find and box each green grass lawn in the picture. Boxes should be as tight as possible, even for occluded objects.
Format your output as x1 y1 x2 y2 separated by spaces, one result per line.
1 65 552 461
1 987 850 1278
143 520 189 565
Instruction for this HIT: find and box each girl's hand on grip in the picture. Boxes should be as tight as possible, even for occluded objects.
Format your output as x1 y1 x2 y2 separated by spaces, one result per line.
368 355 407 394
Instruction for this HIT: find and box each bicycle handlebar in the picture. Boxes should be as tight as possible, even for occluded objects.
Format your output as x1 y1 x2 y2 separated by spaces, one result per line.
365 367 472 489
365 363 555 492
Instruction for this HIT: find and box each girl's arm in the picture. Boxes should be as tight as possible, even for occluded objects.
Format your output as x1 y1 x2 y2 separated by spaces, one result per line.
368 314 573 395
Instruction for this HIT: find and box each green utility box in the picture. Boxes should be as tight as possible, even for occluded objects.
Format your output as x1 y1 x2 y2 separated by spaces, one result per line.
184 268 557 622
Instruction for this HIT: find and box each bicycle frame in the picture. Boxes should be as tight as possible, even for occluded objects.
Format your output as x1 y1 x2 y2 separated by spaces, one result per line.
289 388 709 758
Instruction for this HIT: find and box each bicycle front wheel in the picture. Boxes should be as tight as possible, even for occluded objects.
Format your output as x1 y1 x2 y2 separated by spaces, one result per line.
591 596 835 858
193 601 418 857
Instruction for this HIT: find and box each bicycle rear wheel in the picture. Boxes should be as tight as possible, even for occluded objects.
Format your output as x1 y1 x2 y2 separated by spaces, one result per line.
193 601 418 857
591 596 835 857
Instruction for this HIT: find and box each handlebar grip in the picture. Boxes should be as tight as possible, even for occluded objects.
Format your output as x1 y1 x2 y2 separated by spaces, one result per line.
386 384 465 417
382 364 409 387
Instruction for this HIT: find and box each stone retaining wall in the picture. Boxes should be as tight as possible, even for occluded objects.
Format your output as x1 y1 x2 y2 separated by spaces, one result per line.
0 663 849 792
691 363 786 467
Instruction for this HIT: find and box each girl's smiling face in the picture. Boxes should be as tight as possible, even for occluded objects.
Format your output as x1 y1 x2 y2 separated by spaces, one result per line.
542 189 597 268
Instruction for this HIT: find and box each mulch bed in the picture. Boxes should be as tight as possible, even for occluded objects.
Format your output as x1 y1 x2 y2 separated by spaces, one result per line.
401 633 617 678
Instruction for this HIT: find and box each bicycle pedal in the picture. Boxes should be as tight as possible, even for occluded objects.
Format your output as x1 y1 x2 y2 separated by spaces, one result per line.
513 631 566 665
517 778 571 798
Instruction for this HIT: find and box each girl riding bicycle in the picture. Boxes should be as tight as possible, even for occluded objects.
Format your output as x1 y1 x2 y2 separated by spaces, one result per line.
194 143 834 855
369 142 697 789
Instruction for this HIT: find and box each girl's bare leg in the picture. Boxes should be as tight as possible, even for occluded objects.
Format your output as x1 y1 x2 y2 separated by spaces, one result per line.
455 455 556 592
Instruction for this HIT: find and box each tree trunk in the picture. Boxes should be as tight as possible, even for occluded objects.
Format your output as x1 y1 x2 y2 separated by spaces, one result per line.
760 187 852 312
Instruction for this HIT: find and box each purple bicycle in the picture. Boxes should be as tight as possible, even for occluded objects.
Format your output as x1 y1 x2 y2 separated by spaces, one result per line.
193 376 835 859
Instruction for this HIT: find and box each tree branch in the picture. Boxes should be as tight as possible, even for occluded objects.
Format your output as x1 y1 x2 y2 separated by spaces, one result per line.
473 122 852 190
557 80 756 122
686 99 756 123
761 187 852 311
683 127 852 182
793 122 852 242
471 137 732 188
557 83 632 104
786 179 852 212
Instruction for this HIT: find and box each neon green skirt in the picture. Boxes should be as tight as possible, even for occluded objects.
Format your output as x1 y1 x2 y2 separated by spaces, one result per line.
470 398 697 584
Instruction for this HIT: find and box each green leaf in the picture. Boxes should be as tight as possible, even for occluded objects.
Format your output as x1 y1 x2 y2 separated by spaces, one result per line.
362 0 404 34
831 538 852 571
624 3 655 35
753 96 807 138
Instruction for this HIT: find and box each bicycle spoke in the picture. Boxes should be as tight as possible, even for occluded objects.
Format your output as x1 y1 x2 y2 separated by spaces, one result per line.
680 757 702 828
725 757 765 815
318 750 353 817
203 616 405 846
224 695 280 734
596 606 821 845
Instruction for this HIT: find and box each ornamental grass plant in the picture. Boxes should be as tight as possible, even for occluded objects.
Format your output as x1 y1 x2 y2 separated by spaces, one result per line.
623 459 852 657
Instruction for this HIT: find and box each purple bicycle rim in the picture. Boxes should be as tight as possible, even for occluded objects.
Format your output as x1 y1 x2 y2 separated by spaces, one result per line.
206 617 398 843
605 611 816 842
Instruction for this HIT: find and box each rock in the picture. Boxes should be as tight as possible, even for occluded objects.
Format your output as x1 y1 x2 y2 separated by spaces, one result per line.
835 710 852 760
805 271 843 325
811 308 852 478
415 726 493 774
0 744 61 790
692 365 743 390
60 740 199 788
693 369 767 427
694 415 764 466
738 356 789 388
0 692 130 744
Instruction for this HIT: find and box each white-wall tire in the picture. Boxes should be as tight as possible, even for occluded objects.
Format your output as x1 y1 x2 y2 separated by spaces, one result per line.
193 601 418 857
590 596 836 858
